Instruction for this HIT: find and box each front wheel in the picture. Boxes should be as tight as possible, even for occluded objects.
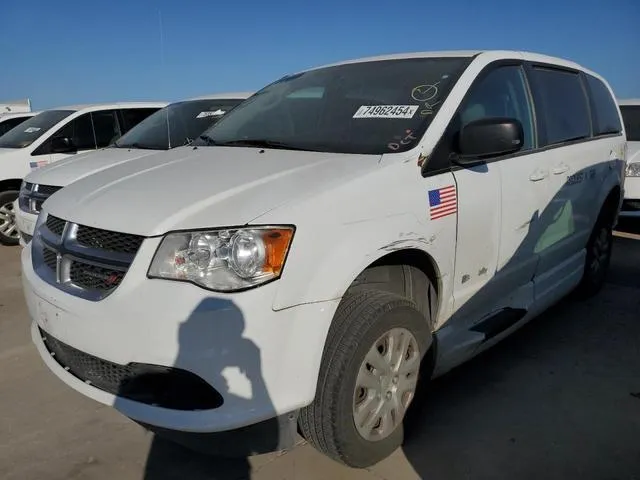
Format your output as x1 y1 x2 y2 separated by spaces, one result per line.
298 290 432 468
0 190 20 246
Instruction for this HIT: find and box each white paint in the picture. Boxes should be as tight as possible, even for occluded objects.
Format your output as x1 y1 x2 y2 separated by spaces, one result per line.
21 50 626 437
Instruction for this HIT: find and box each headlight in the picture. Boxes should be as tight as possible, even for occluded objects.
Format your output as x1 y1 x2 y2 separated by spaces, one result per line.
626 162 640 177
148 226 294 291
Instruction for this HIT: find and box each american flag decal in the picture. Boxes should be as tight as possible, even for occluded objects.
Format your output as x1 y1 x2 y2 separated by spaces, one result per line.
29 160 48 169
428 185 457 220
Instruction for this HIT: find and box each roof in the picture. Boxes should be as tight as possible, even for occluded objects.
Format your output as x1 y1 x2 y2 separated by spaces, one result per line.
187 92 254 101
51 101 168 112
0 111 38 120
301 49 591 76
618 98 640 106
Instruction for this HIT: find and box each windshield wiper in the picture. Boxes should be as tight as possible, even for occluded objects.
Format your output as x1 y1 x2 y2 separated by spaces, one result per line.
213 139 316 151
198 134 219 146
115 142 159 150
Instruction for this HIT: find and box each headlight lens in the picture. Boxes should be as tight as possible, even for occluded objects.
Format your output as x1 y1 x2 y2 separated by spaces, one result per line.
626 162 640 177
148 226 294 291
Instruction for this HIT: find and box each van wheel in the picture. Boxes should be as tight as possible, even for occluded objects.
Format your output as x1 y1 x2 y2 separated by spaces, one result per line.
575 207 614 298
298 290 432 468
0 190 20 246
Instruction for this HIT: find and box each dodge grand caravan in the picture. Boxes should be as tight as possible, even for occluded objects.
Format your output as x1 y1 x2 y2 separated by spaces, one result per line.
0 102 165 245
15 93 252 245
23 51 626 467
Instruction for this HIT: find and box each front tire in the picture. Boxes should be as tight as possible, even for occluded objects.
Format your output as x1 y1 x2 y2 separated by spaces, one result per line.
0 190 20 246
298 290 432 468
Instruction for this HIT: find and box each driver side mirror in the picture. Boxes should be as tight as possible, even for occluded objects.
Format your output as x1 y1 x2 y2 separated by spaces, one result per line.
454 117 524 166
50 136 77 154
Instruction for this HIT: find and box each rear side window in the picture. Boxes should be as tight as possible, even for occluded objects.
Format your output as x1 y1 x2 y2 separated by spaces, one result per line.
0 116 31 136
92 110 121 147
620 106 640 141
531 67 591 146
585 75 622 136
119 108 160 132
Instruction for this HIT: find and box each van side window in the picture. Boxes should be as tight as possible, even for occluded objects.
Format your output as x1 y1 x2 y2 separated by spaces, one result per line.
49 113 96 151
585 75 622 136
92 110 121 148
620 106 640 142
458 65 535 151
530 67 590 146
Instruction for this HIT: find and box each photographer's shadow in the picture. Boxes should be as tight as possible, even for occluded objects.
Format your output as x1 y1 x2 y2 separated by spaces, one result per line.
115 298 281 480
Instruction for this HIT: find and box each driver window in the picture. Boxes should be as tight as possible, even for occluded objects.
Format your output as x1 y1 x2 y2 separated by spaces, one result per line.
459 65 535 150
51 113 96 151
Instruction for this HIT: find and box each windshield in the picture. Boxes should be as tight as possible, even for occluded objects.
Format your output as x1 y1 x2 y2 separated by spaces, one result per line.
194 57 471 154
0 110 74 149
621 105 640 142
114 99 246 150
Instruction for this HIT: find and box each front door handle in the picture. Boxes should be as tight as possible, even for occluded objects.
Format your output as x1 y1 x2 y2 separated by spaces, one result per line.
552 163 570 175
529 169 548 182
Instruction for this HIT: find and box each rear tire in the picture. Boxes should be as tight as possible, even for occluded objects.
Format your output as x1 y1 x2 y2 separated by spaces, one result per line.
575 205 614 298
0 190 20 246
298 290 432 468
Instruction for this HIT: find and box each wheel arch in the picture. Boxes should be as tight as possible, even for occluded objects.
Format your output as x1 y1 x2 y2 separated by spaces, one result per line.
0 178 22 193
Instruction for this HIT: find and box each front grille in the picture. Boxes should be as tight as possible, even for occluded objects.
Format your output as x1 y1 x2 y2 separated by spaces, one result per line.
40 327 224 410
43 248 57 270
37 184 62 196
46 215 65 236
33 214 144 301
70 261 124 290
76 225 143 255
622 200 640 212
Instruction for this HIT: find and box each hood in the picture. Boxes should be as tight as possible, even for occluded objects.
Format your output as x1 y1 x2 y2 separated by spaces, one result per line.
25 147 163 187
627 141 640 163
45 146 380 236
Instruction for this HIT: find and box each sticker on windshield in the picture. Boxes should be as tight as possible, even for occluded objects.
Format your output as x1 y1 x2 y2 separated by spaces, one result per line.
353 105 418 119
24 127 41 133
196 109 226 118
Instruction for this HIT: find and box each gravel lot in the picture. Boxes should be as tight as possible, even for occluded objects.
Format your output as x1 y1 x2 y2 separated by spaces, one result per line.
1 227 639 480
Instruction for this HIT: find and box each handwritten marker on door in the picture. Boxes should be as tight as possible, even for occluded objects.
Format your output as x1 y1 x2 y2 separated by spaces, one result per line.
428 185 457 220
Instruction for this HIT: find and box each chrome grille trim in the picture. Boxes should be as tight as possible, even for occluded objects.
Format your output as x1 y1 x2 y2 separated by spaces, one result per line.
19 183 63 215
32 214 144 301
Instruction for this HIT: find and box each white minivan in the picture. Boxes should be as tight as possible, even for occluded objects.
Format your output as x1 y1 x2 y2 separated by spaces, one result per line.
15 93 252 245
0 102 165 244
22 51 626 468
619 99 640 217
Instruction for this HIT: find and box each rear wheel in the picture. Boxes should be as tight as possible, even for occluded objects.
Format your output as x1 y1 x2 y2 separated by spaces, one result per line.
0 190 19 246
575 204 614 298
298 289 432 468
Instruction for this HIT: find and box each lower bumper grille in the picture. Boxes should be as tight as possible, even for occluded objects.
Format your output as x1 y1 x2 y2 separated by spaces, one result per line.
40 328 224 411
621 200 640 212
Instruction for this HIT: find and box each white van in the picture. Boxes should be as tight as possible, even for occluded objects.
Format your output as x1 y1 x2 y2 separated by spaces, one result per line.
15 93 252 245
22 51 626 468
0 102 165 244
619 99 640 217
0 112 38 137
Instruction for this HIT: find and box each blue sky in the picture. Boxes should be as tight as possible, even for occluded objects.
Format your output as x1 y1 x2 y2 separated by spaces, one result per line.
1 0 638 109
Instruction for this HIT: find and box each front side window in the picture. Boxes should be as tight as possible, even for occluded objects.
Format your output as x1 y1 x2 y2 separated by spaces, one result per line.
586 75 622 136
194 57 472 155
0 110 74 149
43 113 96 152
114 99 245 150
531 67 591 146
620 105 640 142
458 65 535 150
92 110 121 148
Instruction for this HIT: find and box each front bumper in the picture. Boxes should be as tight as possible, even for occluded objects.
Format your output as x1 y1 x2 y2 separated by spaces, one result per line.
15 204 37 247
621 176 640 218
22 241 338 433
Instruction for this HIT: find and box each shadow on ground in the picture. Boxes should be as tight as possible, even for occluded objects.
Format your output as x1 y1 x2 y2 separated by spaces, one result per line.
400 233 640 480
